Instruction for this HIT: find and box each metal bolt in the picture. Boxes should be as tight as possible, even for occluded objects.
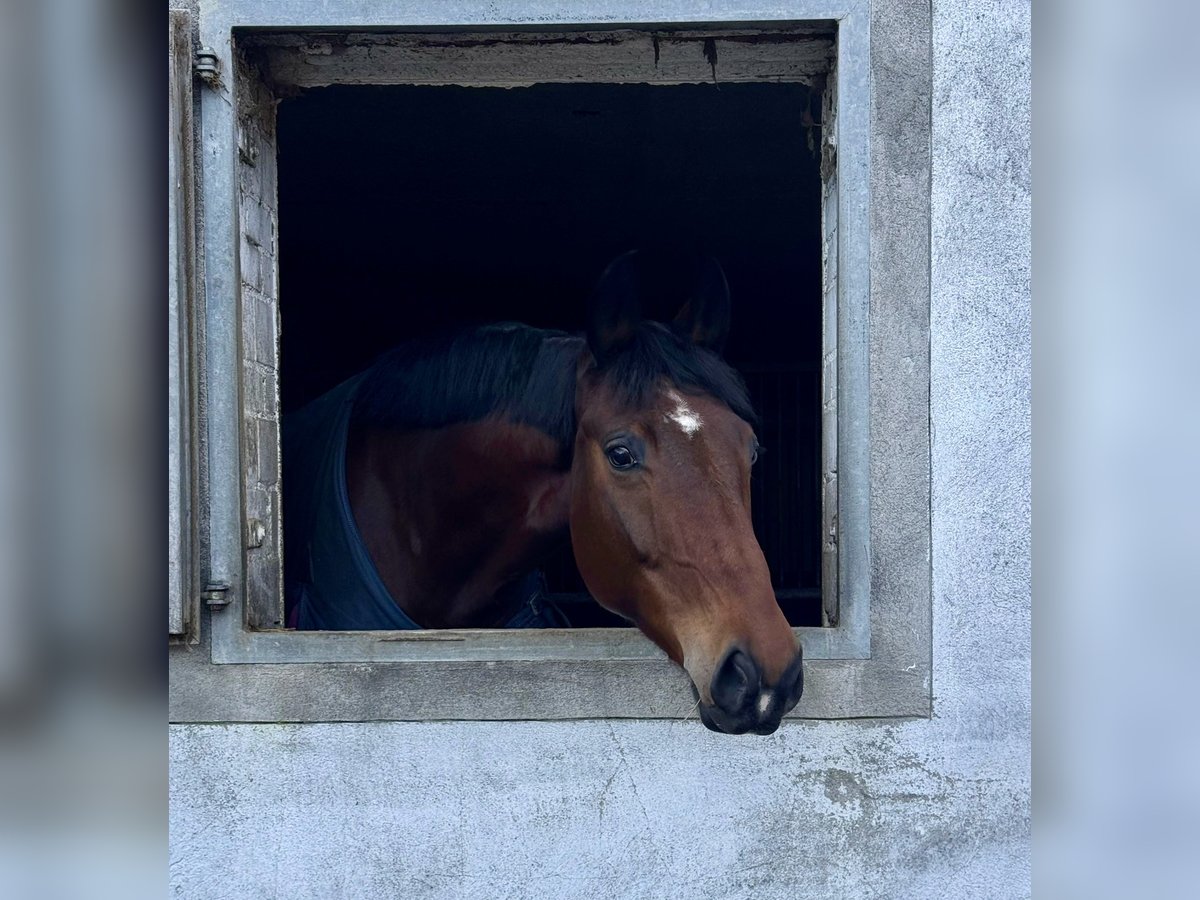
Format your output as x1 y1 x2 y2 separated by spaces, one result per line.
195 47 221 86
201 582 231 608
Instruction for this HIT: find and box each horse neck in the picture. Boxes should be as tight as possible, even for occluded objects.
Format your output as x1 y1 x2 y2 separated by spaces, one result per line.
346 418 573 628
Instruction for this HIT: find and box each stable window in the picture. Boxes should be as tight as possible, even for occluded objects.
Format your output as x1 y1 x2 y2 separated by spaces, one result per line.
170 0 932 723
224 26 867 658
278 81 828 629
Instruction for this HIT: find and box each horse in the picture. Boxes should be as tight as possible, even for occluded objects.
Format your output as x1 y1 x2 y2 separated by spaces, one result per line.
283 252 804 734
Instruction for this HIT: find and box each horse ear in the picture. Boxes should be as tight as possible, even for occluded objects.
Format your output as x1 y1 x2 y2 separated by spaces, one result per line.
587 251 642 363
673 257 731 353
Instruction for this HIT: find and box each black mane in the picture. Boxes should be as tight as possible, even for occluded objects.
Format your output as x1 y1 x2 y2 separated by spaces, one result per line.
352 323 583 457
352 321 755 464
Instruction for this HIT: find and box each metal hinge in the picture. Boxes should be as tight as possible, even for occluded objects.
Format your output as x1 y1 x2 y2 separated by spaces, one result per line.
201 582 231 609
194 47 221 87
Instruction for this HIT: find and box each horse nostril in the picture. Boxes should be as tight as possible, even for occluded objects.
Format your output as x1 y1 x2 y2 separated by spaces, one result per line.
710 648 759 714
779 652 805 711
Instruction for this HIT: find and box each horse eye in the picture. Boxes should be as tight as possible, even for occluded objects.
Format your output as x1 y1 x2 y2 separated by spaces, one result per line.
751 442 764 466
606 444 637 470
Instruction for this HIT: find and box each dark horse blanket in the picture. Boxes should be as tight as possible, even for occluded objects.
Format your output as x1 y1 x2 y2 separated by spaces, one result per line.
282 373 567 630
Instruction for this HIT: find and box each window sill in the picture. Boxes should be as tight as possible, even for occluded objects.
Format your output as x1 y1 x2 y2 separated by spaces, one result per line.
169 612 927 723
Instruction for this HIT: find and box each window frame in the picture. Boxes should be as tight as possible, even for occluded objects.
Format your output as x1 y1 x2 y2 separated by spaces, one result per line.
169 8 198 639
169 0 931 724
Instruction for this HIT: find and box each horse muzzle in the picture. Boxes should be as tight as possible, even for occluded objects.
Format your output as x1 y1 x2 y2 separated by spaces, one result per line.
696 646 804 735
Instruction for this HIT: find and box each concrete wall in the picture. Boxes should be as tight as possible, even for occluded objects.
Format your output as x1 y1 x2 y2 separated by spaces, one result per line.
169 1 1031 896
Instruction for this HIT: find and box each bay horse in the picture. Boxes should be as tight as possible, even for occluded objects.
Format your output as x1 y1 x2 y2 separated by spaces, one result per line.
283 252 804 733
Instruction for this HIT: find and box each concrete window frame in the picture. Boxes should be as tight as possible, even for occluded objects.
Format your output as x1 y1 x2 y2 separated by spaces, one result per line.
168 0 931 724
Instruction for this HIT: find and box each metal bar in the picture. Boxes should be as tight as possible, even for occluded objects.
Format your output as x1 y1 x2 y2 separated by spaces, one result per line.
198 0 862 30
211 621 867 664
198 19 244 616
169 10 194 637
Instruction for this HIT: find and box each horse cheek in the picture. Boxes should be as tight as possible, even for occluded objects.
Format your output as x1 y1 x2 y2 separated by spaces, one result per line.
569 475 632 617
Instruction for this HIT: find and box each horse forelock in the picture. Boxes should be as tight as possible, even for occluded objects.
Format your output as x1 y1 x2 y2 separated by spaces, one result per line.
588 321 757 427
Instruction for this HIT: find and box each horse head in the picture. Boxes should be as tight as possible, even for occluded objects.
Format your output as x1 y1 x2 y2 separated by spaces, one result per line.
569 252 804 734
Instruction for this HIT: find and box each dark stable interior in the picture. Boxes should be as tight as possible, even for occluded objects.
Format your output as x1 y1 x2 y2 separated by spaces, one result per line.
278 82 824 627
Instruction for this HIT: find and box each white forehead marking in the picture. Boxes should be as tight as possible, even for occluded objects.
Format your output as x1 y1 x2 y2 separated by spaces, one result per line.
664 390 703 437
758 691 774 716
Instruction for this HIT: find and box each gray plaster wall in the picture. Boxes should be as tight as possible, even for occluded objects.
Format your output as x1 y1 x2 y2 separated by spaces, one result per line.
168 0 1031 896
